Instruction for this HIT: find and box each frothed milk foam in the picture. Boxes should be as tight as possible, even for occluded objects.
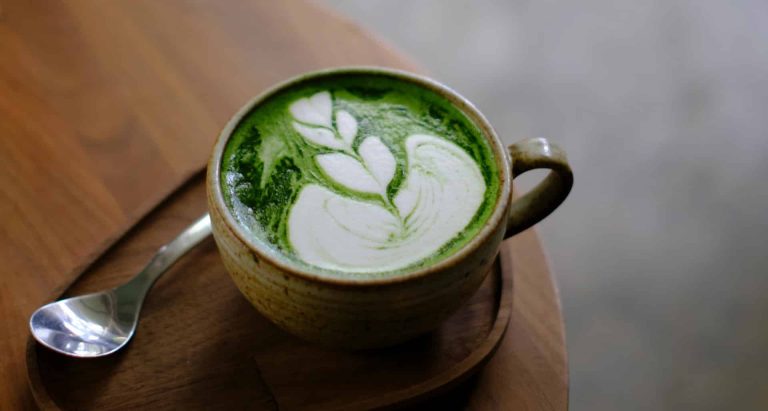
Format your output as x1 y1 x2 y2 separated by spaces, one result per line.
221 73 500 279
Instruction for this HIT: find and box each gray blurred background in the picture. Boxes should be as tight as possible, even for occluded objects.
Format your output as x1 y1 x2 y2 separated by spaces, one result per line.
324 1 768 409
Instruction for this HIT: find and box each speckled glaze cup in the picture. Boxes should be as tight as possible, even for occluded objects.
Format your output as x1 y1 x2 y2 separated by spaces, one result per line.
207 67 573 349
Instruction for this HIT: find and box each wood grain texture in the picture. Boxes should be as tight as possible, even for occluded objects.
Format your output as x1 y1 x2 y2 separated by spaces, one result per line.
0 0 566 409
27 172 512 410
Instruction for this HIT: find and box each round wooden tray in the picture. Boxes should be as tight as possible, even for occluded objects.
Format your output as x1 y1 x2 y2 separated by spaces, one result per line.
26 172 513 410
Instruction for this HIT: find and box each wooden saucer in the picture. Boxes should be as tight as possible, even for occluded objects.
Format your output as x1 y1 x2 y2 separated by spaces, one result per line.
26 172 513 410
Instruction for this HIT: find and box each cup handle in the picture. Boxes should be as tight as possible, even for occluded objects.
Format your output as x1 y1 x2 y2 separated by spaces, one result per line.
505 138 573 238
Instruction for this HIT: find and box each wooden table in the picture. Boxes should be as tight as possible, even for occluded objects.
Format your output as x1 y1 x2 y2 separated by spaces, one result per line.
0 1 568 409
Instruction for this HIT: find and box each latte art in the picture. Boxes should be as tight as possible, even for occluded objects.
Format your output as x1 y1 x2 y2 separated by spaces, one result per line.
221 74 500 278
289 134 485 271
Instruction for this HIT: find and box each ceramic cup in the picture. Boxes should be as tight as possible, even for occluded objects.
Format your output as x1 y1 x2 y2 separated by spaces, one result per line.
207 67 573 349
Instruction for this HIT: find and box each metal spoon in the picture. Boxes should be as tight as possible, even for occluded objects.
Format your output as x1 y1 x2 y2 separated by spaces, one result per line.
29 214 212 358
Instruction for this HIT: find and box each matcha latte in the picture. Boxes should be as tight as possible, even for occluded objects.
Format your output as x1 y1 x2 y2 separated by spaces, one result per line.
221 73 500 278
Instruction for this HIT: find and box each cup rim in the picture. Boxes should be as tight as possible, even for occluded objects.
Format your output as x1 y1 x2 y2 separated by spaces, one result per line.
208 66 512 286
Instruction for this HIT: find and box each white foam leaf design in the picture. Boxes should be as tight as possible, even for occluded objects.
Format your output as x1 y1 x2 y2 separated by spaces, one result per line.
359 136 395 190
289 134 486 272
335 110 357 146
289 91 332 127
293 122 344 150
316 153 381 194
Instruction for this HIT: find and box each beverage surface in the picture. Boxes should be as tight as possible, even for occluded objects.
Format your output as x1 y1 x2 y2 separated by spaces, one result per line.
221 73 500 278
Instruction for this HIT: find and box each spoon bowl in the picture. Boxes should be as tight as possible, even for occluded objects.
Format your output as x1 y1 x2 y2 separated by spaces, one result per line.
30 291 135 357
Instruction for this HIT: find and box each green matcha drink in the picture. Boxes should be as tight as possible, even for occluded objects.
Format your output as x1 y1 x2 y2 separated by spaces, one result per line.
221 72 500 278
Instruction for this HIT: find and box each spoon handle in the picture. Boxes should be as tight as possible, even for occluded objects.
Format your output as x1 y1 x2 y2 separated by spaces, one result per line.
117 214 212 301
